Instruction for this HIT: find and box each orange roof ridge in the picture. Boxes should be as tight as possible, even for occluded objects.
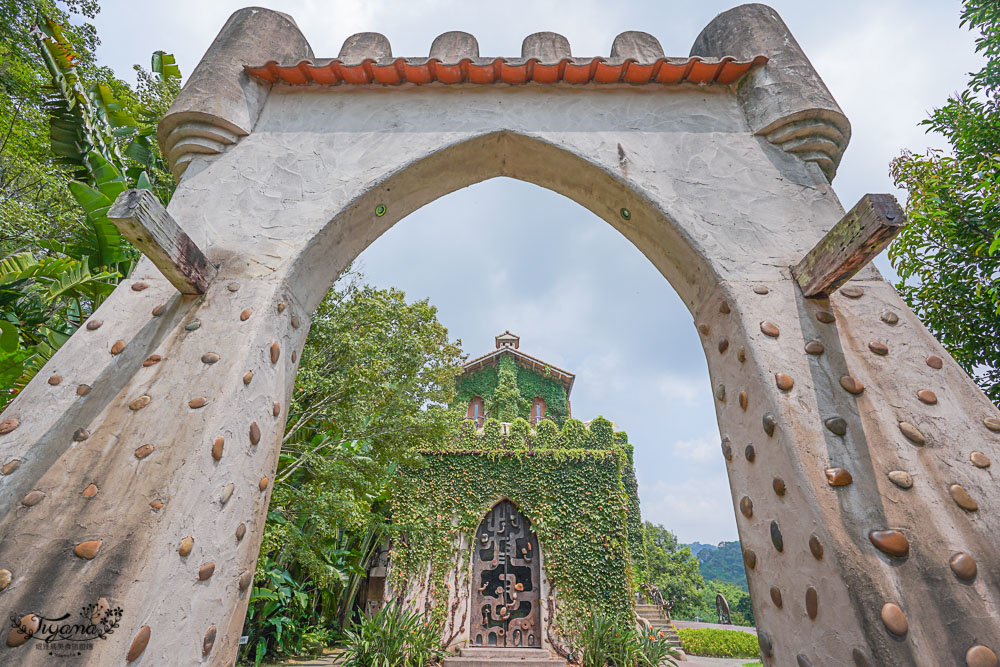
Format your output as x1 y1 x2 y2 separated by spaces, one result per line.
244 55 767 87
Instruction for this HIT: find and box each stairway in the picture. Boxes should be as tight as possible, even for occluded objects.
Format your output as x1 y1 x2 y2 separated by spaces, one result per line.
635 604 683 650
441 646 567 666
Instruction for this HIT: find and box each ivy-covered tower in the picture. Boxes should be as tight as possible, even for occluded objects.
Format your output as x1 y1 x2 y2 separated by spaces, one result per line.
382 333 647 662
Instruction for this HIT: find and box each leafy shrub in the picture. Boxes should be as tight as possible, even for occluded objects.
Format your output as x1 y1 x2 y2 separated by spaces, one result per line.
338 602 445 666
675 628 760 659
575 613 678 667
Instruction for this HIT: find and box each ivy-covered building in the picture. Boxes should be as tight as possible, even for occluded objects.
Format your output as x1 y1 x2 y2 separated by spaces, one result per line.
374 332 646 660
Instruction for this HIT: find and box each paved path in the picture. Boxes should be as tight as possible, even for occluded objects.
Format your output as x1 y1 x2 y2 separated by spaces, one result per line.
270 653 761 666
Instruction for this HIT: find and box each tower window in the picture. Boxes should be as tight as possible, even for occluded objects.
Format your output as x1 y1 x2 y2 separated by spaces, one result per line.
531 397 546 424
468 397 485 427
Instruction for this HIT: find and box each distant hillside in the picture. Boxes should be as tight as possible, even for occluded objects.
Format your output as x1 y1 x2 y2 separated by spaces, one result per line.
687 542 716 557
694 541 748 591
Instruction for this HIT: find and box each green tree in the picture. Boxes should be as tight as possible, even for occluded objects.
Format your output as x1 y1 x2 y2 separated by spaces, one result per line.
642 522 705 619
242 271 465 664
890 0 1000 403
697 541 748 591
690 580 754 627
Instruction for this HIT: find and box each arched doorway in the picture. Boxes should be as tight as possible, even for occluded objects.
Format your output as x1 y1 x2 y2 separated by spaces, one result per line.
470 500 541 649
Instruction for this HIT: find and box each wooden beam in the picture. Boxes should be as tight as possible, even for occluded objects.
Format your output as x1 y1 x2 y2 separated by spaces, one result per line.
108 189 217 294
792 193 906 298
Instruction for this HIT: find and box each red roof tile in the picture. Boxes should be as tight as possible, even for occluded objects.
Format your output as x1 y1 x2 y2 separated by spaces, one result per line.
245 55 767 87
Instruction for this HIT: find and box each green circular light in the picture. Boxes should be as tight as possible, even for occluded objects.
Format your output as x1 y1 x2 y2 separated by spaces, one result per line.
375 204 387 217
620 207 631 220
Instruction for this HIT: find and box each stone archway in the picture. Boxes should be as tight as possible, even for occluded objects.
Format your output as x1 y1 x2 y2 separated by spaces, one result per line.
0 4 997 666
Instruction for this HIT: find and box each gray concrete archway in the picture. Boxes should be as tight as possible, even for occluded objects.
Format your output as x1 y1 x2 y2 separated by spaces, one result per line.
0 4 998 666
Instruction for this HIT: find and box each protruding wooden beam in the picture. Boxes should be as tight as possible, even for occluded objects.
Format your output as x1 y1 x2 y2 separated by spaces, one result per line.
108 189 217 294
792 194 906 298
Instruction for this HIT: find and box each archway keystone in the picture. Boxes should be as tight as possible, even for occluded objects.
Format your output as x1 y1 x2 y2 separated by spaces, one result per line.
0 4 997 665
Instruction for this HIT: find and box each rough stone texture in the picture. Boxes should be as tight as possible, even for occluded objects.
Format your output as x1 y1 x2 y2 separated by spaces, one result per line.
0 6 996 666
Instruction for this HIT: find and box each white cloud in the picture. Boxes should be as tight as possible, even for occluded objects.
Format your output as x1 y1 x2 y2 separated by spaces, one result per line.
671 433 719 464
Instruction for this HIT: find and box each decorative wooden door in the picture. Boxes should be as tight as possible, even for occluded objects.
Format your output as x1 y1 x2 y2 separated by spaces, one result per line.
470 500 541 648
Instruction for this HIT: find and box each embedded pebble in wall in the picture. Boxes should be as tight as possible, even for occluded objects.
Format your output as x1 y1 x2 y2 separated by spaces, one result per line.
273 402 280 417
880 311 899 325
243 371 253 385
825 467 853 486
758 631 773 658
773 478 786 497
841 285 864 298
753 286 769 295
129 395 151 411
816 311 835 324
134 444 154 459
738 391 747 411
238 570 253 591
277 302 287 313
745 445 756 462
179 536 194 557
48 375 62 385
869 342 888 356
203 626 217 657
880 603 908 636
775 373 794 391
7 613 40 647
970 451 991 468
840 376 865 394
739 496 753 518
715 384 726 401
770 521 783 552
1 459 21 475
220 483 235 505
805 587 818 619
270 342 280 363
769 586 782 608
131 282 149 291
718 337 729 354
82 483 98 498
74 540 102 559
198 562 215 581
869 530 909 557
149 499 163 510
804 340 825 355
184 320 201 331
259 477 269 492
240 308 253 321
898 421 926 445
86 319 103 330
291 316 301 329
743 549 757 569
721 438 733 461
73 428 90 441
1 418 23 435
212 437 224 461
949 552 977 581
21 490 45 506
917 389 938 405
852 649 873 667
0 569 11 590
984 417 1000 432
965 645 998 667
888 471 913 489
111 340 126 355
126 625 150 662
719 302 730 314
201 352 220 364
249 422 261 445
292 350 297 363
737 347 746 363
808 535 823 559
797 654 813 667
151 304 166 316
824 417 847 436
189 397 207 409
697 323 709 335
760 321 780 337
227 282 240 292
76 384 91 396
142 355 162 367
949 484 979 511
235 523 246 541
926 355 943 369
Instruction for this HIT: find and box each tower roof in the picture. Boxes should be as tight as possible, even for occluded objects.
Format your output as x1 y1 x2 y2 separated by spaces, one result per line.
461 332 575 397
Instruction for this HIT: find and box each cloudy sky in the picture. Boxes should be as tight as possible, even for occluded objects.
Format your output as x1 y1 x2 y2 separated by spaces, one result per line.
91 0 982 544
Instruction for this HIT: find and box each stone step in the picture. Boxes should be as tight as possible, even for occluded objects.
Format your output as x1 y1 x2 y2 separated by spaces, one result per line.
443 647 567 666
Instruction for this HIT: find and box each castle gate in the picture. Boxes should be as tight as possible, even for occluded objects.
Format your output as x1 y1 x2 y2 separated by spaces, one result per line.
0 4 997 665
470 500 541 649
